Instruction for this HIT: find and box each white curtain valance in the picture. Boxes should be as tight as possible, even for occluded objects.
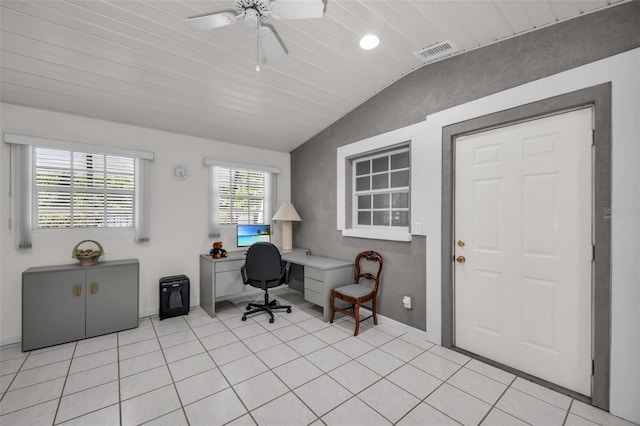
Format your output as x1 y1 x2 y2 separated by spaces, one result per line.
202 158 280 174
4 133 154 160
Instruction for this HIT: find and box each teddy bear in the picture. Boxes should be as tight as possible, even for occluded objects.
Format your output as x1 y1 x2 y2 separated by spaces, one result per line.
209 241 228 259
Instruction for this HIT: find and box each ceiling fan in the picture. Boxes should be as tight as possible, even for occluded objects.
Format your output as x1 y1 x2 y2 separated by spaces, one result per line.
186 0 325 71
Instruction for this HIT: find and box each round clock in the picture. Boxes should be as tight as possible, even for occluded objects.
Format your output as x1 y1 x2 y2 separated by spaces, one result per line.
171 164 189 181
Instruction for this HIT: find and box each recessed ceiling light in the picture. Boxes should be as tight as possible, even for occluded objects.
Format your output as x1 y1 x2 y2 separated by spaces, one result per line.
359 34 380 50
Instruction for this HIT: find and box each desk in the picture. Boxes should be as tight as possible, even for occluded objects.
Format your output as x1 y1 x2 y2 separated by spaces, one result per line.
281 251 354 322
199 249 353 321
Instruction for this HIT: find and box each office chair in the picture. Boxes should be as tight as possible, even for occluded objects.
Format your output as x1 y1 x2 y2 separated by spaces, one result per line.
240 242 292 323
329 250 383 336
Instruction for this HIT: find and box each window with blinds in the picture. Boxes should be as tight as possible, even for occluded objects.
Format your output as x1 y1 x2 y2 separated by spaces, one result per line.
215 166 266 224
34 147 135 228
353 147 410 228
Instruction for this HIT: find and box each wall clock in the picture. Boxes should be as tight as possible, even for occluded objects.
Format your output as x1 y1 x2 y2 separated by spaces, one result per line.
171 164 189 181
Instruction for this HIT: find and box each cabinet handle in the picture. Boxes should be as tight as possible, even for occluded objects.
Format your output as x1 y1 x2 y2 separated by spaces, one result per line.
73 284 82 297
90 282 98 294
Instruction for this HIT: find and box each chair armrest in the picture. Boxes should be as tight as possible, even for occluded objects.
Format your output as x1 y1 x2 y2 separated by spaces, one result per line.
240 264 249 284
281 261 291 284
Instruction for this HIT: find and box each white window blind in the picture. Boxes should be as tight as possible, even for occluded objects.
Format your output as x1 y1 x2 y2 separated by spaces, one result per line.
216 166 266 225
34 147 135 228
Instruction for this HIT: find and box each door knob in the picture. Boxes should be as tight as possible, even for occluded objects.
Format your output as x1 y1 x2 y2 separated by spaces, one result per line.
456 256 466 263
457 240 466 248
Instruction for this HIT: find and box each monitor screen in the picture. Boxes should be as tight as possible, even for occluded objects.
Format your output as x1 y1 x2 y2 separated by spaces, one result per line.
236 224 271 247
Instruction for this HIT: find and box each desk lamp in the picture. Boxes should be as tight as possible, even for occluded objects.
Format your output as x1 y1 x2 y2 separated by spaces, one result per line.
272 202 301 252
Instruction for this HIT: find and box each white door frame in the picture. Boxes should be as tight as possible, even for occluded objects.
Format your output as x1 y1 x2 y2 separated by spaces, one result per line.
440 84 612 410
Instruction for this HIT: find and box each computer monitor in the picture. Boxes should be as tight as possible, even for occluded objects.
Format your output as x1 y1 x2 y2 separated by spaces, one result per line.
236 224 271 247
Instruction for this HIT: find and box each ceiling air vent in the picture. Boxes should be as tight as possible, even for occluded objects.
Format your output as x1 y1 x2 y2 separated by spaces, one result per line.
413 40 459 64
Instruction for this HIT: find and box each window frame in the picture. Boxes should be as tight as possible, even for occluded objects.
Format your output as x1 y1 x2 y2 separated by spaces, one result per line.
352 146 411 230
203 158 280 239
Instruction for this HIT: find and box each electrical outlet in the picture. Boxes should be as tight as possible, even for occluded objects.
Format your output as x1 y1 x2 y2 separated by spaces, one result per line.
402 296 412 309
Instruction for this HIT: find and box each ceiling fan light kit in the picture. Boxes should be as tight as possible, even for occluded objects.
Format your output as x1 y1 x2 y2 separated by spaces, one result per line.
187 0 324 71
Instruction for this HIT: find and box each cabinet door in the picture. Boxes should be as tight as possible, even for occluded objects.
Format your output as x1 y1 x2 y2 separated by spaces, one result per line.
22 270 86 351
85 264 138 338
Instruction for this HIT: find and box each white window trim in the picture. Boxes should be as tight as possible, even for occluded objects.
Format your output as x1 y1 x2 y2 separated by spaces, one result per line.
337 123 424 242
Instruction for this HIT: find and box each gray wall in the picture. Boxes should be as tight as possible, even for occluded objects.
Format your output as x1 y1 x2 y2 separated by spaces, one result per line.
291 1 640 331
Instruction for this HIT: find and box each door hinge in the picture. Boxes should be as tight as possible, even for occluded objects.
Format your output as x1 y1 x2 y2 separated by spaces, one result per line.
592 129 596 146
592 359 595 375
592 245 596 262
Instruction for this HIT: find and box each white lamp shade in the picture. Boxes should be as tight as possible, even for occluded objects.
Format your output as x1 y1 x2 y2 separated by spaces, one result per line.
272 202 301 222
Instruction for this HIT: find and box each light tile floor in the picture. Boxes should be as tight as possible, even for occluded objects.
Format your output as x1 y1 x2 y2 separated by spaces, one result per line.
0 288 636 426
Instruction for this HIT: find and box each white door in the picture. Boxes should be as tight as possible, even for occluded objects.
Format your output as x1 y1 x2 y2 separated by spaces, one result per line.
454 108 593 396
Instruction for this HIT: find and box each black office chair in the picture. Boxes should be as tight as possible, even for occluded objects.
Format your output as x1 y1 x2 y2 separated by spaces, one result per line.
240 242 292 323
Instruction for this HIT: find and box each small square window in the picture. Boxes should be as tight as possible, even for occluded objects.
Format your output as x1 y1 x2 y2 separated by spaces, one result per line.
358 211 371 225
358 195 372 209
373 211 389 226
372 174 388 190
356 176 370 191
356 160 370 176
372 156 388 173
373 194 390 209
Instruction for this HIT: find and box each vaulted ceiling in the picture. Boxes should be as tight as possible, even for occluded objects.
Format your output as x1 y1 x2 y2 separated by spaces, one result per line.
0 0 627 152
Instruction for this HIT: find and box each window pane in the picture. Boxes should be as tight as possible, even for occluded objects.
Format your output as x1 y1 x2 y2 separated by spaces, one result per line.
371 174 388 190
373 194 389 209
390 170 410 188
392 211 409 226
373 211 389 226
391 192 409 208
391 151 409 169
355 160 370 176
358 211 371 226
358 195 371 209
372 156 388 173
356 176 370 191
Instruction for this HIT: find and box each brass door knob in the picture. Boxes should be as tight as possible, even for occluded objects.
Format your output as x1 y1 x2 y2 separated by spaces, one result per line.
457 240 466 248
456 256 466 263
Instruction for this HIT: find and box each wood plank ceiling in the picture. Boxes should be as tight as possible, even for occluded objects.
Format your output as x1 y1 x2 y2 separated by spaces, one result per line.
0 0 626 152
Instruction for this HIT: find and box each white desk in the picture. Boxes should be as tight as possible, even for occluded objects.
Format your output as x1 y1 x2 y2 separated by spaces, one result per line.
199 248 353 321
281 251 354 322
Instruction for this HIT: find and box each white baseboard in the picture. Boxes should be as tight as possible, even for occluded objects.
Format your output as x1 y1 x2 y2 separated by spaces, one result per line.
359 307 431 341
1 335 21 347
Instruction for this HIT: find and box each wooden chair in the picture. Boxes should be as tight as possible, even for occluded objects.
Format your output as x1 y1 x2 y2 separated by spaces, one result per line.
329 251 383 336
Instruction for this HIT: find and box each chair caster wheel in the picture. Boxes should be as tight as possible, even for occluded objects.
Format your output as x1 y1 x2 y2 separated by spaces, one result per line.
287 307 292 313
246 306 251 311
242 315 247 321
269 318 274 324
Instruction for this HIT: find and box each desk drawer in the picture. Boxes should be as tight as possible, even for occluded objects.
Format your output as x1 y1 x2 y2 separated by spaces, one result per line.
305 277 324 294
216 271 244 297
216 259 244 273
304 267 324 282
305 289 324 306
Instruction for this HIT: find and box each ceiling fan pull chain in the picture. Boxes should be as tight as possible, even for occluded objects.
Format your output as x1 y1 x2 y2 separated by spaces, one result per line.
256 20 261 72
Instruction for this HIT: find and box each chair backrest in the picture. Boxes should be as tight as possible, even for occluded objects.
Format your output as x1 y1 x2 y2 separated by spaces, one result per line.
242 242 285 289
353 250 383 293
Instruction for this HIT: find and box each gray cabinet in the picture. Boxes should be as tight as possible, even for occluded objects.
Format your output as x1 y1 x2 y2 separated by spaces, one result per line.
22 259 139 351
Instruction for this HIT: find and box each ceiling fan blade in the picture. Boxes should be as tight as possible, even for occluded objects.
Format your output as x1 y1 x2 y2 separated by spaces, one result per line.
186 11 239 30
268 0 324 20
259 27 287 62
